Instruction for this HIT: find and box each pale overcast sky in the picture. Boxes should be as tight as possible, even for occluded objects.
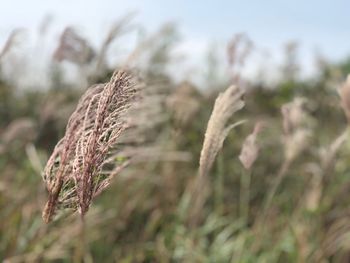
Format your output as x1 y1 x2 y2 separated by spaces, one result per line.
0 0 349 82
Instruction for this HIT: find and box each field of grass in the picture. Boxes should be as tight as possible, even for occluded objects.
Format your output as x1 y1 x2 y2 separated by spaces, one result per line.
1 20 350 262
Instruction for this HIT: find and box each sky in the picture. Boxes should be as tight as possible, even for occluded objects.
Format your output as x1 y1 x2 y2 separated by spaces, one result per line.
0 0 349 83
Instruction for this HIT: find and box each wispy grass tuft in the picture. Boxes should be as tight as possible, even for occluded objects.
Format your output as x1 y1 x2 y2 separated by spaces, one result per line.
42 70 141 223
188 85 245 226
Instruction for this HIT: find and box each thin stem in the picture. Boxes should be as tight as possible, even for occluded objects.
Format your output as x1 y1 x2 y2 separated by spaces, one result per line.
215 153 225 213
252 158 292 251
263 158 292 215
74 215 86 263
240 168 252 225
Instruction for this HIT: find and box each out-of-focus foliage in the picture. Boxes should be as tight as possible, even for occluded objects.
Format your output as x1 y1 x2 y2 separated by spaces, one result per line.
1 18 350 263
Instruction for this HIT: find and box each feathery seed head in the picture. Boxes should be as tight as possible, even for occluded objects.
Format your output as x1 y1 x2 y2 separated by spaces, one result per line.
42 70 141 223
239 121 263 170
199 85 245 178
281 97 313 162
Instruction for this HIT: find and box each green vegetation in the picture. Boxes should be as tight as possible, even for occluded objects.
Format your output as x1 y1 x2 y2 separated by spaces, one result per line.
1 21 350 262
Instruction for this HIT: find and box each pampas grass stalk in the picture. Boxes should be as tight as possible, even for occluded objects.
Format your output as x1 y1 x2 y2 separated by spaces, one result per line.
188 85 245 226
238 122 262 224
0 29 23 61
263 98 311 216
42 70 141 223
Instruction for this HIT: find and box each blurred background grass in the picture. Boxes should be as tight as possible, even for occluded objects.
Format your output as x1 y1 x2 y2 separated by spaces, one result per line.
1 3 350 262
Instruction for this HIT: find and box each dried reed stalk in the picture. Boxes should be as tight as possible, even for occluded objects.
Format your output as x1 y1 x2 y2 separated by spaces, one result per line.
239 121 263 223
264 98 311 212
254 97 312 248
227 33 253 84
0 29 24 61
188 85 245 226
53 27 95 65
239 121 263 170
94 13 135 76
42 70 141 223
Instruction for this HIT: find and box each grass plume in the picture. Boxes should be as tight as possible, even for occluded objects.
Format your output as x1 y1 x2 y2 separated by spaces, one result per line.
42 70 141 223
188 85 245 226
